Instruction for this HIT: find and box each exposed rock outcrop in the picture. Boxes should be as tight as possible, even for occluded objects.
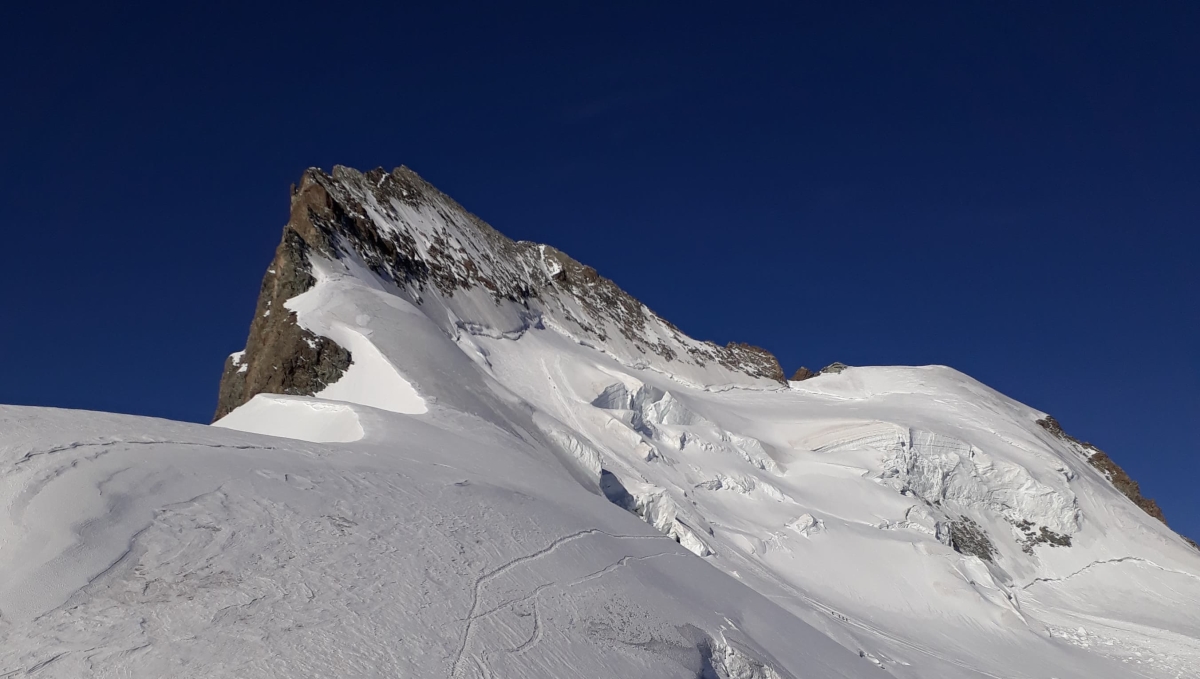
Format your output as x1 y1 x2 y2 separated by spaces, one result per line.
213 214 351 421
946 516 997 561
790 367 817 381
216 165 787 420
1011 518 1072 554
718 342 785 383
1036 416 1168 525
819 362 849 375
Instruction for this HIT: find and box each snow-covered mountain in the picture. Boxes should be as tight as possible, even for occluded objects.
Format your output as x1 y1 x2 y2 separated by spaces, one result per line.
3 166 1197 678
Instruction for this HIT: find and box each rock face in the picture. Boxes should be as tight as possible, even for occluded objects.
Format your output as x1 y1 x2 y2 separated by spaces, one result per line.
213 216 352 421
1036 416 1168 525
820 362 849 375
790 367 817 381
215 166 785 420
947 516 997 561
789 364 847 381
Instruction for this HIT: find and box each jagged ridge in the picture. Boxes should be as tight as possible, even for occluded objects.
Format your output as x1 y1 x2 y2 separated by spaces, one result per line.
1037 416 1169 525
216 165 784 420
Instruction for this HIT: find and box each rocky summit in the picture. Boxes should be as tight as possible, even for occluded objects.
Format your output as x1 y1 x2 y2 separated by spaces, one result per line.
215 166 783 421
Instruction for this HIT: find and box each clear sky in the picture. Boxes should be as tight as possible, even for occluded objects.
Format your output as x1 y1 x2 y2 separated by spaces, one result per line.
3 3 1197 536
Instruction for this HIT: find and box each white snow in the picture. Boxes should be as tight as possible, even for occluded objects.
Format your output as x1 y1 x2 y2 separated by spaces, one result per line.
312 325 427 415
217 237 1200 677
213 394 366 442
4 167 1199 677
0 405 868 678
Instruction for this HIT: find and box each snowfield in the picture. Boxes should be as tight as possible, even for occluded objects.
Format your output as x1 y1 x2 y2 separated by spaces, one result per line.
0 405 864 678
4 165 1197 678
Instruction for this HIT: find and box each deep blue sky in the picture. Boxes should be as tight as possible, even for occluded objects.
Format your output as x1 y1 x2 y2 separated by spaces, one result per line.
3 3 1196 535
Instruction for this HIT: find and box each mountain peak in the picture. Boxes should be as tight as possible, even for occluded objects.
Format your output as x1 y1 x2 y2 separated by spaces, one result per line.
216 165 784 420
9 165 1197 679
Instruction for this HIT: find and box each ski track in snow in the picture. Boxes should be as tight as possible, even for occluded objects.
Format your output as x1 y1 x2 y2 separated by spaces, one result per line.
473 552 678 673
450 528 674 677
14 439 284 466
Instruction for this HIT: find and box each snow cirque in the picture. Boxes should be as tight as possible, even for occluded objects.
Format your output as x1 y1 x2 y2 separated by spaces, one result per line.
3 165 1197 678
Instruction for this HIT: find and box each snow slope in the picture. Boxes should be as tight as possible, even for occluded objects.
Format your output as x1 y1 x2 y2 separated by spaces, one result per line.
0 405 868 678
5 165 1197 678
242 239 1200 677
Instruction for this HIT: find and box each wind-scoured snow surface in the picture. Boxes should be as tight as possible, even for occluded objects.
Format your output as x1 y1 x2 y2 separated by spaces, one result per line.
0 406 860 678
6 166 1199 677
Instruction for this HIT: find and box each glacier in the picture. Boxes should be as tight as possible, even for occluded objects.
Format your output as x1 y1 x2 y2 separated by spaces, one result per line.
2 165 1197 678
